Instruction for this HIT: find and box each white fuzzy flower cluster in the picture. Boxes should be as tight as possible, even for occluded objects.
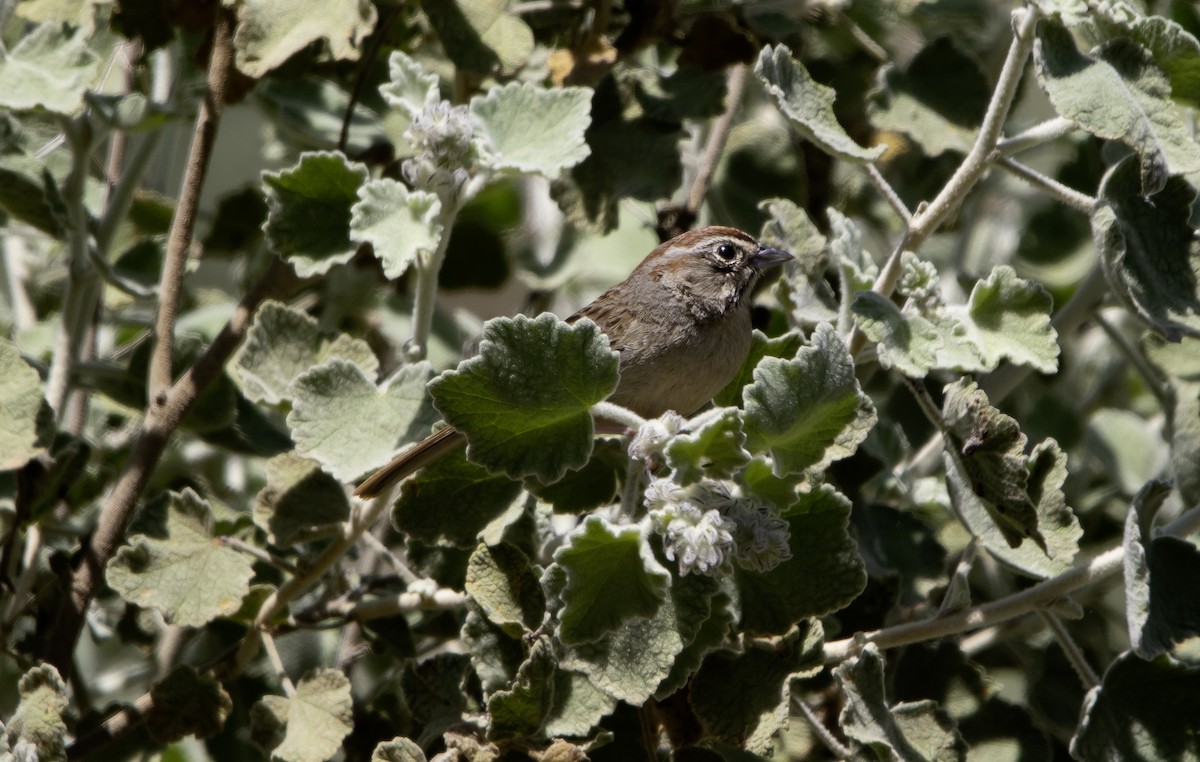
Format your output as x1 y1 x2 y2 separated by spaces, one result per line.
402 101 478 203
897 251 942 309
628 412 686 462
644 478 792 577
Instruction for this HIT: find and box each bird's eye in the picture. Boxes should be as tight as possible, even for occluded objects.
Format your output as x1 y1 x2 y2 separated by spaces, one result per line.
716 243 736 260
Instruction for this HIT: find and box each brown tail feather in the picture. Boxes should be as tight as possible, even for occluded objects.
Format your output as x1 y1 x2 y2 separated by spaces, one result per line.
353 426 466 499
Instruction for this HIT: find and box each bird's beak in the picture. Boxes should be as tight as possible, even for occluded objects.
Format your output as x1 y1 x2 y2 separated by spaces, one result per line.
748 246 793 270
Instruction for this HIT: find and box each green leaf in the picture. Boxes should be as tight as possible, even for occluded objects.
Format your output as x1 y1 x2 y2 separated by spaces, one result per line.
714 330 804 409
466 543 546 634
348 179 442 279
5 664 68 762
0 159 67 238
486 637 556 742
106 489 254 626
379 51 440 118
867 37 988 157
234 300 379 405
0 338 51 470
0 23 99 115
754 44 885 163
401 654 473 748
562 572 718 704
1128 16 1200 108
422 0 534 76
655 589 736 699
371 737 427 762
145 665 233 744
734 485 866 635
17 0 101 33
543 669 618 738
251 668 353 762
763 200 836 326
553 516 670 645
470 83 592 177
527 438 624 514
429 314 619 483
1124 480 1200 659
852 292 941 377
960 265 1059 373
1092 156 1200 341
690 621 825 749
743 323 877 477
947 439 1081 579
941 379 1046 554
254 452 351 546
835 644 966 761
230 0 377 78
665 408 751 485
1034 19 1200 195
287 360 437 482
1071 652 1200 760
263 152 369 277
627 66 728 121
393 450 523 547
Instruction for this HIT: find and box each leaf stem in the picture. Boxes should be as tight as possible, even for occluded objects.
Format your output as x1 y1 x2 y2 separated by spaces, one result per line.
405 214 456 361
261 630 296 697
792 694 854 758
994 155 1095 213
1037 610 1099 688
1093 310 1171 409
592 401 647 430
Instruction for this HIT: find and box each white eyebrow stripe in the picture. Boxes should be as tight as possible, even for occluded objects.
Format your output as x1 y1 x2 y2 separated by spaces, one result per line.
659 236 746 261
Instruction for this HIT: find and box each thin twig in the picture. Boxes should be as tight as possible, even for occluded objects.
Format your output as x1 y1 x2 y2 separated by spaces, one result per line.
994 155 1095 213
793 695 854 759
864 163 912 225
823 502 1200 663
147 7 236 403
220 536 299 575
1038 610 1100 688
1093 310 1171 409
338 3 403 154
358 531 420 584
907 7 1041 249
685 64 749 216
996 116 1076 156
45 7 246 677
261 631 296 697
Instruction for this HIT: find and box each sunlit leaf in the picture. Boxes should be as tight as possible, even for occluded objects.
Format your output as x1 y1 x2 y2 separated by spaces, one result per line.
230 0 377 78
251 668 353 762
0 23 98 114
262 152 368 277
349 178 442 279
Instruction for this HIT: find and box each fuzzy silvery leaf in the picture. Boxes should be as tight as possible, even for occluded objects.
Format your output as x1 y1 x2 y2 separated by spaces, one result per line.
1071 651 1200 761
466 543 546 635
1128 16 1200 107
956 265 1059 373
851 292 941 377
105 489 254 626
1034 20 1200 195
761 200 836 326
0 23 99 114
349 179 441 279
734 485 866 635
5 664 68 762
942 379 1046 554
835 644 967 761
542 669 618 738
423 0 534 76
553 516 670 645
486 637 556 742
1084 408 1167 495
234 300 378 405
251 668 353 762
254 452 350 546
379 52 440 118
714 330 804 408
690 620 824 750
429 314 619 483
145 665 233 744
371 737 426 762
665 408 751 485
262 152 368 277
230 0 376 78
947 439 1081 579
527 438 624 514
867 38 988 157
562 572 718 704
0 338 51 470
470 83 592 177
401 654 473 748
928 313 989 373
1092 156 1200 341
1123 480 1200 659
393 451 523 547
829 209 876 295
755 44 885 163
655 590 736 700
743 323 877 477
287 360 436 482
